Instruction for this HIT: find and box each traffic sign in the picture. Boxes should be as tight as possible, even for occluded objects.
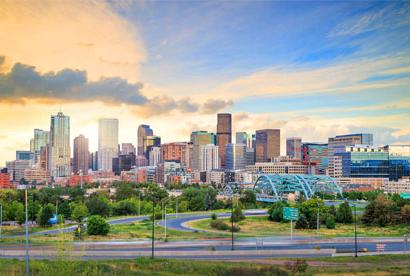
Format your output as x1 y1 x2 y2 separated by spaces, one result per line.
400 193 410 199
283 207 299 220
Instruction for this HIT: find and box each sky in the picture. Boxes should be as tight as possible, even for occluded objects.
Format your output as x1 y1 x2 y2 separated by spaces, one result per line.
0 0 409 165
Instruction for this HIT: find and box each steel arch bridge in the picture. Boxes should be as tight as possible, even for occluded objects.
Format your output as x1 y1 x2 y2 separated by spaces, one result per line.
253 174 343 202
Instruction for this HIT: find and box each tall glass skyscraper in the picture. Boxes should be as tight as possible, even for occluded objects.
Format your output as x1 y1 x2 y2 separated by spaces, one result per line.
286 137 302 160
137 124 153 156
49 112 71 178
217 113 232 168
191 131 216 171
33 129 49 162
226 143 246 170
98 118 119 171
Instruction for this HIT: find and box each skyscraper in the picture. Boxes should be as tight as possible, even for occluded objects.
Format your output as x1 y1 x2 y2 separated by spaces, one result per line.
49 112 71 178
217 113 232 168
200 144 219 171
255 129 280 162
149 147 161 166
143 135 161 160
137 124 153 156
121 143 136 155
73 134 89 175
328 133 373 154
33 129 49 162
98 118 119 171
286 137 302 160
191 131 216 171
226 143 246 170
236 132 252 147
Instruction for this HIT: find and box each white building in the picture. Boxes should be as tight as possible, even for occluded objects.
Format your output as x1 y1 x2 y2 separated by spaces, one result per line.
200 144 219 171
383 178 410 194
149 147 161 166
98 118 119 172
49 112 71 178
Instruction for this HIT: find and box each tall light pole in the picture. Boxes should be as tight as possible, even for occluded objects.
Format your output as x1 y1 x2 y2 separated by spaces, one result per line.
231 195 235 251
316 197 320 236
151 200 155 258
25 188 29 276
354 203 358 258
0 204 2 239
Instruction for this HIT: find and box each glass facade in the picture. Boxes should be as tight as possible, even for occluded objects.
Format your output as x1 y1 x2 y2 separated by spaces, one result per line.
301 143 328 174
385 145 410 181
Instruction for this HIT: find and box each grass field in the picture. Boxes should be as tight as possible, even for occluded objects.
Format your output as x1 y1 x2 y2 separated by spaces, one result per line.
187 216 410 238
0 255 409 275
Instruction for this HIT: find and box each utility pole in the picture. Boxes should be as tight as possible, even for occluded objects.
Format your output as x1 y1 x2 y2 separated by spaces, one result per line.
231 195 234 251
0 204 2 239
354 203 358 258
25 189 29 276
151 200 155 258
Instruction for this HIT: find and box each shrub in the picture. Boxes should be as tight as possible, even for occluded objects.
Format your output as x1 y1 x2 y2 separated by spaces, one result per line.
86 215 110 236
210 219 229 231
268 202 285 222
211 213 217 220
71 204 88 223
295 214 308 229
231 207 245 222
326 215 336 229
336 201 353 224
230 225 240 232
37 203 54 227
285 259 308 274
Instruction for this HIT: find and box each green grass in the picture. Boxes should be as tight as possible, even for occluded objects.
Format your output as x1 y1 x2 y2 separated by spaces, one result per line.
0 255 409 275
188 216 410 238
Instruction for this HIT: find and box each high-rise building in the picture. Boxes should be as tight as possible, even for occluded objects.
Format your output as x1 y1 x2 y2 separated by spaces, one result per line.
226 143 246 170
200 144 219 172
33 129 49 162
217 113 232 168
0 168 11 189
149 147 161 166
255 129 280 162
301 143 329 174
137 124 153 156
143 136 161 160
49 112 71 178
98 118 119 172
121 143 136 155
73 134 89 175
245 147 255 166
328 133 373 154
236 132 252 147
191 131 216 171
160 142 191 166
6 160 31 182
16 151 33 161
89 151 98 171
286 137 302 160
384 145 410 181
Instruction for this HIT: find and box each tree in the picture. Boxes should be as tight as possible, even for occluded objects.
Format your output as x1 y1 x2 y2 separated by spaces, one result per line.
71 204 88 223
336 201 353 224
401 205 410 224
86 215 110 236
326 215 336 229
240 190 256 208
37 203 54 227
115 183 137 201
182 187 205 211
295 214 308 229
268 201 286 222
86 196 111 217
113 199 138 216
204 188 217 211
58 200 71 220
231 207 245 222
362 194 397 226
15 203 25 225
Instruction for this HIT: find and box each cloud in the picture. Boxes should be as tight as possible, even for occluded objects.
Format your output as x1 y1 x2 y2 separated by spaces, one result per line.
201 99 233 114
0 62 148 106
329 3 410 37
0 0 146 82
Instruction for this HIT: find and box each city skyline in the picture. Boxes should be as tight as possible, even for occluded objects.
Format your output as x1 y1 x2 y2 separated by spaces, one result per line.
1 1 410 165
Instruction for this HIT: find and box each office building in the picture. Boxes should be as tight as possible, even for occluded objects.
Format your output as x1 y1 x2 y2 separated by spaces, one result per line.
161 142 189 164
246 161 309 175
137 124 153 156
89 151 98 171
0 168 11 189
301 143 329 174
6 160 31 182
191 131 216 171
200 144 219 171
143 135 161 160
121 143 136 155
255 129 280 162
217 113 232 168
149 147 161 166
49 112 71 178
226 143 246 170
73 134 89 175
328 133 373 155
236 132 252 147
33 129 49 162
385 145 410 181
286 137 302 160
98 118 119 172
383 178 410 194
16 151 33 161
245 147 255 166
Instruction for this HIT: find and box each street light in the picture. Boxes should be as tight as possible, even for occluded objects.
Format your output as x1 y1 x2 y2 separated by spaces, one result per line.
0 204 2 240
151 199 155 258
25 188 29 276
354 203 358 258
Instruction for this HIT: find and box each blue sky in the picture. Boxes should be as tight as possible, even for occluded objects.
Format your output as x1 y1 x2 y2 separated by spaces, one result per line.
0 0 409 163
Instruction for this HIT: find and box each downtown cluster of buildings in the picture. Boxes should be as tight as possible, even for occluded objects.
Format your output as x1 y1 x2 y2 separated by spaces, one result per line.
1 112 410 194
